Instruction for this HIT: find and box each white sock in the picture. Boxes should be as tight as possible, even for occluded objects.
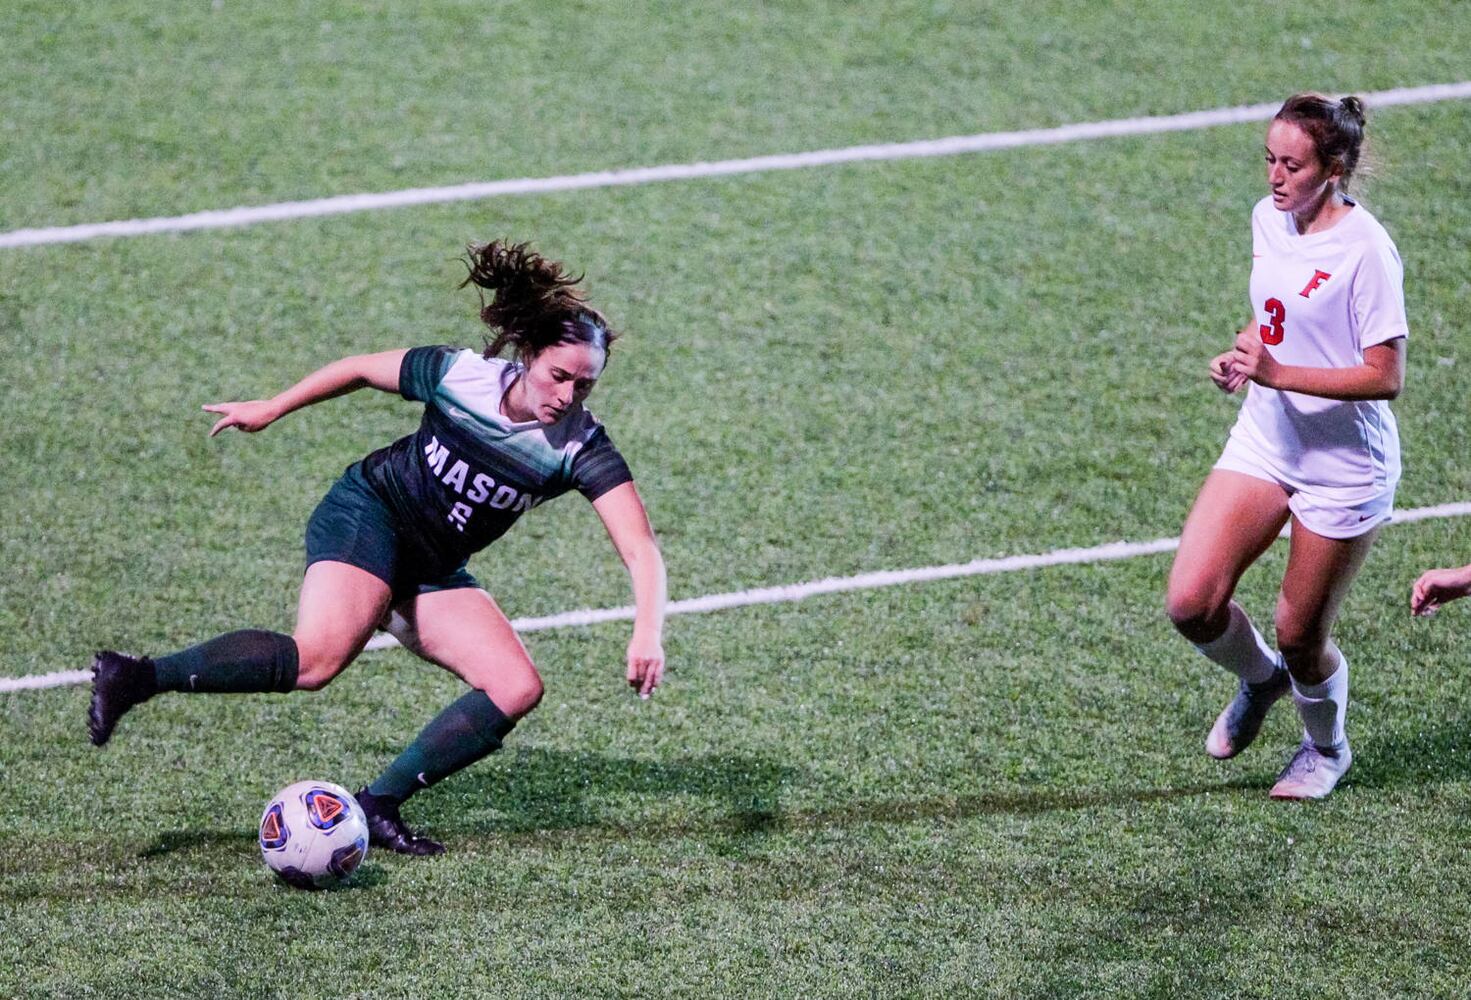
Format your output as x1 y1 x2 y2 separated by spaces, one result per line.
1192 603 1281 685
1292 653 1349 752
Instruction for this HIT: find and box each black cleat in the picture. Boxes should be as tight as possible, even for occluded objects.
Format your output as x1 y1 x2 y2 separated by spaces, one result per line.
88 650 158 747
356 787 446 856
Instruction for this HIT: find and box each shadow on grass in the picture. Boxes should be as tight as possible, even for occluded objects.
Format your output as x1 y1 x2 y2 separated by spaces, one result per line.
743 777 1265 834
451 747 797 843
127 716 1471 861
268 861 390 893
122 749 798 863
1348 719 1471 789
442 747 1268 849
138 829 255 859
100 721 1471 876
124 753 1263 863
3 768 1273 900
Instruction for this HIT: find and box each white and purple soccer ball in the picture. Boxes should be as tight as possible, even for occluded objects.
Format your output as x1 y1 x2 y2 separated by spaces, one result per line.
259 780 369 889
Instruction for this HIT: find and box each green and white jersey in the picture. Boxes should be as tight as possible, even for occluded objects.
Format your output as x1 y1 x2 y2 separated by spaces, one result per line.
356 346 632 565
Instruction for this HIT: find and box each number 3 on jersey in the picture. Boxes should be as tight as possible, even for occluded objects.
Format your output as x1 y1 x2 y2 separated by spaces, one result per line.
1259 298 1286 345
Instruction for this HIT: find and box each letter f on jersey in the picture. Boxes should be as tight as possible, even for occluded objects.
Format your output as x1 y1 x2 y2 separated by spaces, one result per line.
1299 270 1332 298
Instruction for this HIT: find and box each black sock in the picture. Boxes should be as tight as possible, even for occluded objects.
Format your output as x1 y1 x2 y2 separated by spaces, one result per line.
152 629 299 694
366 690 516 804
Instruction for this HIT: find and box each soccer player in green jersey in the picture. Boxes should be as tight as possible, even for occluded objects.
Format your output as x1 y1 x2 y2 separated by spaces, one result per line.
88 241 667 855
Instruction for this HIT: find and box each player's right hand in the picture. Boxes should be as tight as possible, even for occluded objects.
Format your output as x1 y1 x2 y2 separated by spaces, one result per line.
626 628 665 701
1209 351 1247 394
203 400 279 436
1410 566 1471 617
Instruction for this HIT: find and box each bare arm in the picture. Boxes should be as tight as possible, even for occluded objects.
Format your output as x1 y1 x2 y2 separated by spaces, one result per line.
591 481 667 699
203 349 408 436
1229 334 1405 401
1411 564 1471 617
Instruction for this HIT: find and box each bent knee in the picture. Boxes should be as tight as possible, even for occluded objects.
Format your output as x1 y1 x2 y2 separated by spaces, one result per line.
486 667 544 718
1164 587 1228 639
292 642 355 692
1273 615 1327 660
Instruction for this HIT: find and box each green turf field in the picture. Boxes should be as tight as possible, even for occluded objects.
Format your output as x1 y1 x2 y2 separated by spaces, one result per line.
3 2 1471 996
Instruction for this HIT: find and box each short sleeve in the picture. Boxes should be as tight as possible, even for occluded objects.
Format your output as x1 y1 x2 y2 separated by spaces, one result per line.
399 346 459 402
1352 242 1409 349
1249 198 1267 252
570 426 634 501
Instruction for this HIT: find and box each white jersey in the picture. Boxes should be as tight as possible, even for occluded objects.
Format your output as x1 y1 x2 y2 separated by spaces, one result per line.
1228 196 1407 501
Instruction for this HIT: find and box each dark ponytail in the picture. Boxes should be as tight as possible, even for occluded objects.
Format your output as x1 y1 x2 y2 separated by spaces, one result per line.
1337 94 1366 128
459 240 617 362
1274 92 1369 190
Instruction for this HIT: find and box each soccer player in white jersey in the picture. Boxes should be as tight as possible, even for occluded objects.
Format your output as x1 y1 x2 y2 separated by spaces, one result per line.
87 241 668 854
1165 93 1408 799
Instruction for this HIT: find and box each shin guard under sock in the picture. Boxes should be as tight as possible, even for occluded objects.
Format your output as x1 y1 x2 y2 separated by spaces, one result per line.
152 629 299 694
367 689 516 804
1292 654 1349 751
1192 603 1281 686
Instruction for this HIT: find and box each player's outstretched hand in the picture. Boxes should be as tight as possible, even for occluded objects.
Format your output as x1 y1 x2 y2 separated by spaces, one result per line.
1410 565 1471 617
203 400 280 437
626 628 665 700
1210 351 1248 394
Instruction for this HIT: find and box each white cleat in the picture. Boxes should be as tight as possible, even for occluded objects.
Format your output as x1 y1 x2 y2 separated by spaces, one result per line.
1205 668 1291 760
1269 741 1352 800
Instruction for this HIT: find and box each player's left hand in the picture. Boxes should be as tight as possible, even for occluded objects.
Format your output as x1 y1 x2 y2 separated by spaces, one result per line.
626 629 665 700
1229 330 1280 388
203 399 280 436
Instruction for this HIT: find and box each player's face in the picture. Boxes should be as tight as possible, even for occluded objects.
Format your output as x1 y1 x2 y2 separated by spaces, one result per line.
1264 119 1340 215
521 340 606 424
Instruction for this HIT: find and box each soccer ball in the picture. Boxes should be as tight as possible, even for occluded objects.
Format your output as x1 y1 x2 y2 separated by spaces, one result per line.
258 780 370 889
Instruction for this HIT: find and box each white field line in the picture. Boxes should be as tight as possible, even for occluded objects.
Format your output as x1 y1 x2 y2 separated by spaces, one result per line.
4 81 1471 249
6 499 1469 693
